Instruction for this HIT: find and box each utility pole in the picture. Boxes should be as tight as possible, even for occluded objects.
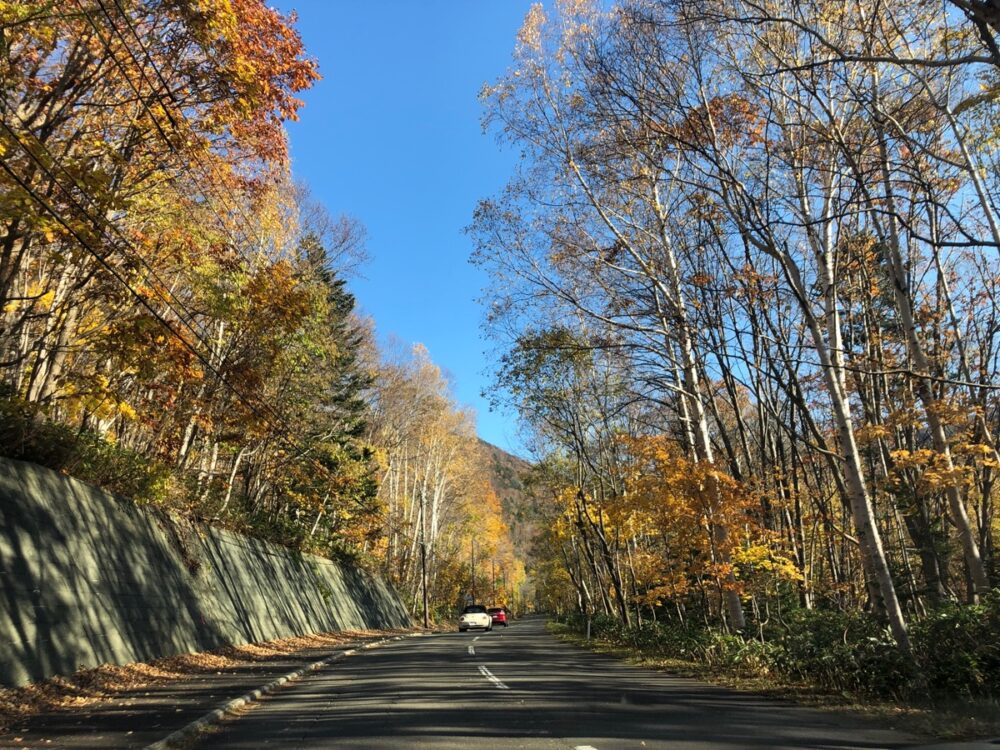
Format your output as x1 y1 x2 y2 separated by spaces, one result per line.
471 539 476 603
419 492 428 629
491 559 496 604
420 540 428 629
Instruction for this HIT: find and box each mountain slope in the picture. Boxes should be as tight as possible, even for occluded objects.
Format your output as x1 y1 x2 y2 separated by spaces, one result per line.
478 439 536 563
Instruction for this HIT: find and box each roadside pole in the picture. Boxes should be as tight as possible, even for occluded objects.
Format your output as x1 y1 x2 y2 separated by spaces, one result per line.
419 492 429 629
420 540 429 629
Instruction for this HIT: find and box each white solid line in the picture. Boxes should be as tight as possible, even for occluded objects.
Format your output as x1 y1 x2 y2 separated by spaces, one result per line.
467 644 475 655
478 665 510 690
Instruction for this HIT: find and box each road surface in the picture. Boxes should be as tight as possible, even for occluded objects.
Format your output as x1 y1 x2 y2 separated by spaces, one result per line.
199 616 920 750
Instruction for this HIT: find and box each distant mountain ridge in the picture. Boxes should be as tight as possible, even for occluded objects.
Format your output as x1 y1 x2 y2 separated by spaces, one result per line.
478 439 536 561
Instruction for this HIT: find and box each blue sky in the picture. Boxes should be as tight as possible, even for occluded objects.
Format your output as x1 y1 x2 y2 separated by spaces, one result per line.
274 1 535 457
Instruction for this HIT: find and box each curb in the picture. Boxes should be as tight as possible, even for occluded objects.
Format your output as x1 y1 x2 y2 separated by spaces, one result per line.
143 633 418 749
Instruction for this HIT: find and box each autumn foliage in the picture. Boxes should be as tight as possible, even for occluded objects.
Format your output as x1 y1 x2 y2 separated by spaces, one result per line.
618 435 799 606
370 346 523 617
474 0 1000 670
0 0 520 595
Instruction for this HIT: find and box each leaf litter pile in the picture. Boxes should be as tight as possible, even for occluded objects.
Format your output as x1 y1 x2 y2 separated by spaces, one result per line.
0 628 412 731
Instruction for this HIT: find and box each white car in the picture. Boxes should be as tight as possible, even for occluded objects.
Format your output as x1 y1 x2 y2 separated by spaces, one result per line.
458 604 493 632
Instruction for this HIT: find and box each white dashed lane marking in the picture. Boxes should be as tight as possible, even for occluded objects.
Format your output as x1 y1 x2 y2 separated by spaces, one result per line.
478 665 510 690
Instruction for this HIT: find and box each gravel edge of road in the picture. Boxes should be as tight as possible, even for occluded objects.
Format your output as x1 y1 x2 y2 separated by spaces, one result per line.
142 632 423 750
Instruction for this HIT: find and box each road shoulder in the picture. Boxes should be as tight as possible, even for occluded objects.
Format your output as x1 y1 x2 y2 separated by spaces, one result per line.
0 628 417 749
546 620 999 745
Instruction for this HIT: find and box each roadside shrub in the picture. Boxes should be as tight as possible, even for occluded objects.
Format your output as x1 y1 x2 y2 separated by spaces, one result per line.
679 630 774 676
0 392 172 505
650 621 711 659
772 609 914 698
554 595 1000 703
589 613 628 641
700 632 749 669
626 621 664 649
910 592 1000 699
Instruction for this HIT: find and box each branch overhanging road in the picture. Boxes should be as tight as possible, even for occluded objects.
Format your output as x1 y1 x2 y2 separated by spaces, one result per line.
198 616 925 750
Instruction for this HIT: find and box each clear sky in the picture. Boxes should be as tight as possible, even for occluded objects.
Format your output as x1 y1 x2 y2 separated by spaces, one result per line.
273 0 535 457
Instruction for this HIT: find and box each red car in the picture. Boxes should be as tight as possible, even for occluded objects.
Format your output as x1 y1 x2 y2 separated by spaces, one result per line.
487 607 508 627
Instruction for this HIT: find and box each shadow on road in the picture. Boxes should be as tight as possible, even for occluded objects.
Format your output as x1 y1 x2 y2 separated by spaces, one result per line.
207 616 918 750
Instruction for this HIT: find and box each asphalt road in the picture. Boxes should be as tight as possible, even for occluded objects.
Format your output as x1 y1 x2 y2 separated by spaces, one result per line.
199 616 922 750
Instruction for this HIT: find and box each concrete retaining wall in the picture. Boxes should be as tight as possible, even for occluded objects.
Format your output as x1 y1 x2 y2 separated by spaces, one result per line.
0 458 410 687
